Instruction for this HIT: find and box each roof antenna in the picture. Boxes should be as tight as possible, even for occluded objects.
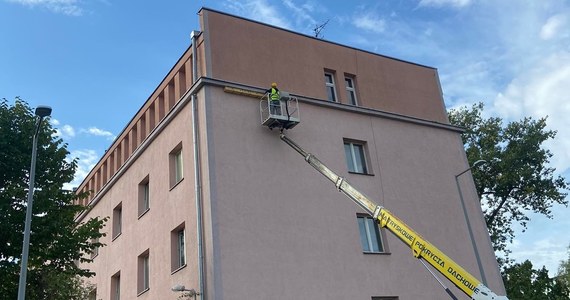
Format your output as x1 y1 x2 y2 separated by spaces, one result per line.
313 19 330 39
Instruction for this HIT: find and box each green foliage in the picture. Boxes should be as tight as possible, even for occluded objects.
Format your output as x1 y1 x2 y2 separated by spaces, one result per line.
557 246 570 294
503 260 569 299
26 271 95 300
0 98 107 299
448 103 569 260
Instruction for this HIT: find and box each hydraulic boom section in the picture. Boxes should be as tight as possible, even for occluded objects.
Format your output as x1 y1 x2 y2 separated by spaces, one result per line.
279 133 508 300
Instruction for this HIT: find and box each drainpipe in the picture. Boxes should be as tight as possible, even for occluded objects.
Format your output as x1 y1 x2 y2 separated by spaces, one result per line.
191 30 205 299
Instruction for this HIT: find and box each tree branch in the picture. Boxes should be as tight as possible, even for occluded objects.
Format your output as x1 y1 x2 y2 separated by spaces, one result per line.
486 196 509 226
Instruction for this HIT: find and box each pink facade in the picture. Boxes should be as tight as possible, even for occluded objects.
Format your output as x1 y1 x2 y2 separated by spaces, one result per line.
76 8 505 299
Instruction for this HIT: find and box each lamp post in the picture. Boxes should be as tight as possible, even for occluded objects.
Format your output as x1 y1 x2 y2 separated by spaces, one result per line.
172 284 201 299
455 159 487 286
17 106 52 300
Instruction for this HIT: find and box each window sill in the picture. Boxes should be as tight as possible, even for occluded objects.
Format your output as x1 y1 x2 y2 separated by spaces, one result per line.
171 263 187 275
169 177 184 191
363 251 390 255
112 232 122 242
137 288 150 297
348 171 374 176
138 208 150 219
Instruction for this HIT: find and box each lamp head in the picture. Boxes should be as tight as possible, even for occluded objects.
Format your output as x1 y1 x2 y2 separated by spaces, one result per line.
171 284 186 292
35 106 52 118
472 160 487 168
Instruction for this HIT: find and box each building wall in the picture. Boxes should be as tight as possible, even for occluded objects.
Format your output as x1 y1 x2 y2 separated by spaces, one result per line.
77 7 504 300
202 85 503 299
201 9 448 124
78 98 200 299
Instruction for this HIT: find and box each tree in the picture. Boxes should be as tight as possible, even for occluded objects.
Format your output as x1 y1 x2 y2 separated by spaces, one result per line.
503 260 569 299
556 245 570 296
448 103 568 259
0 98 107 299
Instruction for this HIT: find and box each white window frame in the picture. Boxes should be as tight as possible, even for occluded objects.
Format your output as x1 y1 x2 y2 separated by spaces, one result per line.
115 280 120 300
112 203 122 239
344 141 368 174
171 224 187 272
178 229 186 268
138 251 150 294
111 273 120 300
143 255 149 290
357 215 384 253
91 238 99 259
169 143 184 188
89 288 97 300
138 176 150 217
143 182 149 211
345 77 358 105
324 72 338 102
175 150 183 183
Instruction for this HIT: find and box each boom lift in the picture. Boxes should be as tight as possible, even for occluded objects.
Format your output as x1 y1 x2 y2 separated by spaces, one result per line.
277 133 508 300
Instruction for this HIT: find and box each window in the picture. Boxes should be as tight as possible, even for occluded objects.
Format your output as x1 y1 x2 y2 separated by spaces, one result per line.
112 203 122 239
138 250 150 294
345 76 358 105
169 143 183 187
171 224 186 271
344 141 368 174
138 176 150 217
88 288 97 300
324 72 337 102
91 238 99 259
358 216 384 253
111 272 120 300
178 230 186 267
175 151 183 182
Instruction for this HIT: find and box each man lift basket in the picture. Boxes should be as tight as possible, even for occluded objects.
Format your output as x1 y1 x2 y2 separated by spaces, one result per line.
260 91 300 130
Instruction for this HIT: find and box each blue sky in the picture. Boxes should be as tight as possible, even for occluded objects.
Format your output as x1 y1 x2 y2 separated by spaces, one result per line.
2 0 569 276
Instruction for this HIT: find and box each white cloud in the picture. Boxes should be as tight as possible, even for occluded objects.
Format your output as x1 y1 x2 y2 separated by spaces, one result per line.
61 124 75 137
418 0 472 8
540 14 568 40
283 0 316 26
494 51 570 174
440 59 497 108
509 237 568 275
508 209 570 276
81 127 116 140
224 0 291 29
53 123 75 139
352 14 386 34
374 0 570 272
5 0 83 16
51 118 60 126
64 149 99 190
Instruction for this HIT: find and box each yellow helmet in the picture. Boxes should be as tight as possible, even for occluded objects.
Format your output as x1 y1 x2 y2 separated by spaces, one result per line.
271 82 277 88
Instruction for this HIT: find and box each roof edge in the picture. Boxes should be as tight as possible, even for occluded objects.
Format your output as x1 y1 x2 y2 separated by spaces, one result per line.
198 6 437 70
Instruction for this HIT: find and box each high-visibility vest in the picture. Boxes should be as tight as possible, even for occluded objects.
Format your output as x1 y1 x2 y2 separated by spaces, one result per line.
270 88 280 101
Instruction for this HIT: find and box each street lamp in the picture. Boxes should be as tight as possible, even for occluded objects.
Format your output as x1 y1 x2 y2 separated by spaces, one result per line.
172 284 201 298
455 159 487 286
17 105 52 300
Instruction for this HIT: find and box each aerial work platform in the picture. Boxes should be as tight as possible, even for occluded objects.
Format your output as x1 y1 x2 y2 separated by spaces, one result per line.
260 91 300 130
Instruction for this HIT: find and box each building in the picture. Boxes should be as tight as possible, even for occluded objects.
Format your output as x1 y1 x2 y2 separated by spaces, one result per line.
75 8 506 300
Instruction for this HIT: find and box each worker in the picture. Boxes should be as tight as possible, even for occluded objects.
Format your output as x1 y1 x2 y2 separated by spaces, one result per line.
266 82 281 115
